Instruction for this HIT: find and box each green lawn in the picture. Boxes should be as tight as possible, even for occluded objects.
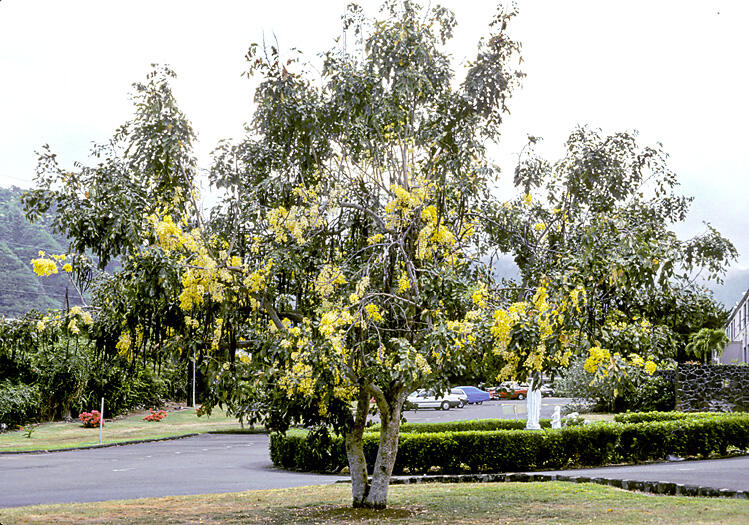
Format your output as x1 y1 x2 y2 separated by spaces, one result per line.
1 482 747 524
0 407 252 452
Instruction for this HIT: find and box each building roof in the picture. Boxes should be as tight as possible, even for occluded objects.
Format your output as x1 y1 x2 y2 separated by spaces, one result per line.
726 288 749 328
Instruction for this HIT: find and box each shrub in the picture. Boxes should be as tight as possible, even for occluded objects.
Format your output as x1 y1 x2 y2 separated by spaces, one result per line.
0 380 41 428
613 411 720 424
78 410 102 428
271 413 749 474
367 418 553 434
143 408 167 422
556 357 674 412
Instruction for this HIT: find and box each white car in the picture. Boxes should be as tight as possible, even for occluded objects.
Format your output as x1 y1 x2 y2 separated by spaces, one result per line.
406 389 464 410
449 388 470 407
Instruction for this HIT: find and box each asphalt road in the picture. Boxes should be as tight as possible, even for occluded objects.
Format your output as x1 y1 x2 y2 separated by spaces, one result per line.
3 399 747 509
534 455 749 493
0 433 344 508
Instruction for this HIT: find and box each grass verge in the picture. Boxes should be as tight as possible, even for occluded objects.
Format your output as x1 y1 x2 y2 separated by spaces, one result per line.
1 482 748 524
0 407 253 452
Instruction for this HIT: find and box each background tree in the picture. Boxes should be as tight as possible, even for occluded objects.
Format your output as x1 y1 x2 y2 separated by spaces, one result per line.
483 128 736 371
685 327 729 364
23 66 203 404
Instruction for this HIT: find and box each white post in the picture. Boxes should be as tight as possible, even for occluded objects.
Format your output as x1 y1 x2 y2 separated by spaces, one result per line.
99 397 104 444
192 352 196 407
525 379 542 430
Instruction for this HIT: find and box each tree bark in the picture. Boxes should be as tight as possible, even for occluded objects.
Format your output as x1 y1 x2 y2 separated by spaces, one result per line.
365 388 407 509
345 385 371 507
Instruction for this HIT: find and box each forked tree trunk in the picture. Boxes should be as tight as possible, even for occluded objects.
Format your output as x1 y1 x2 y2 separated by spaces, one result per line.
344 386 407 509
365 388 407 509
346 386 371 507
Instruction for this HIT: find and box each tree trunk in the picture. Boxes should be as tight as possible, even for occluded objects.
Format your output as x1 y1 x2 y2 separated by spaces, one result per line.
345 386 371 507
186 358 194 407
365 389 407 509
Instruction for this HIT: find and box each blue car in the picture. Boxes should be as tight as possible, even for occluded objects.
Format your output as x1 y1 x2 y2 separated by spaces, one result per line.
452 386 491 405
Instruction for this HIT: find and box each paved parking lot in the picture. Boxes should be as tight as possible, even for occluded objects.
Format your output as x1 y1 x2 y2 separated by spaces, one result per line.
391 397 572 424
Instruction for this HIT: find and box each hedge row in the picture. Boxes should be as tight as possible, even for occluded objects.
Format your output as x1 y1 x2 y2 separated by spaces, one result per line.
613 411 728 424
270 414 749 474
367 418 554 434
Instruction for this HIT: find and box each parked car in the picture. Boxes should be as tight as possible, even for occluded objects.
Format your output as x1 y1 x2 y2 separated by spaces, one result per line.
485 386 502 400
452 386 491 404
540 383 555 397
497 381 528 400
406 389 462 410
448 388 469 408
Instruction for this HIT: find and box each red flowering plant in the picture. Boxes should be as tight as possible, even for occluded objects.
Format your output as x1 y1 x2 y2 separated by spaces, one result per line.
79 410 102 428
143 408 167 422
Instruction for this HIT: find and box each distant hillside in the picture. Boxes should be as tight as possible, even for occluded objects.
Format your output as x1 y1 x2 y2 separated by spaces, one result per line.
0 186 85 318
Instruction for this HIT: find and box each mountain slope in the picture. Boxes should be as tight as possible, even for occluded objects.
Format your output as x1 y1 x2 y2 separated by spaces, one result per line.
0 186 84 318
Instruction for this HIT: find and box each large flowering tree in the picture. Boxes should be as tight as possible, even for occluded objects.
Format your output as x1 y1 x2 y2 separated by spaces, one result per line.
176 2 525 507
23 2 528 508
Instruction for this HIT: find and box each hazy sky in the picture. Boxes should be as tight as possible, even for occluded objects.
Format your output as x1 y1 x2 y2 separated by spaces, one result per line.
1 1 747 267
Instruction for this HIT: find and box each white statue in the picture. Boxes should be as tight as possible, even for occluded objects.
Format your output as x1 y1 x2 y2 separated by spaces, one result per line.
551 405 562 429
525 378 542 430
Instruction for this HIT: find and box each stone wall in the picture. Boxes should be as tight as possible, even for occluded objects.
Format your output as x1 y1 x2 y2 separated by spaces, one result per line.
676 364 749 412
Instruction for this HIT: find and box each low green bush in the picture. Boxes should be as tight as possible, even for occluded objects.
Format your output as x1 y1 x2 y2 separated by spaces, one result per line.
0 380 41 428
271 413 749 474
613 411 723 424
367 418 553 434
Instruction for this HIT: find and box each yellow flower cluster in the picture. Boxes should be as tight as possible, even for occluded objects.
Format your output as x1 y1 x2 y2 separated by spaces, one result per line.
490 302 526 350
35 306 93 335
149 214 199 253
364 303 384 322
116 325 144 359
416 204 457 261
367 233 384 245
584 346 611 375
267 204 323 245
397 271 411 293
489 284 584 381
243 259 274 294
471 284 488 308
31 258 58 277
314 264 347 299
179 255 232 311
446 318 477 350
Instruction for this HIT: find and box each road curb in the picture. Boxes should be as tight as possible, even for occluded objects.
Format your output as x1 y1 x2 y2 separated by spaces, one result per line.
337 472 749 499
0 433 201 455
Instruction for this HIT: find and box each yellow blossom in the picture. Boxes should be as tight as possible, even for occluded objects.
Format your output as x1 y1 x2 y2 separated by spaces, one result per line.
365 303 384 322
397 271 411 293
31 258 58 277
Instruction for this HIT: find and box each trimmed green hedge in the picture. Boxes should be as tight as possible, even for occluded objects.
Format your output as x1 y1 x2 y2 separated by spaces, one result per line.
270 414 749 474
613 411 726 424
367 418 554 434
